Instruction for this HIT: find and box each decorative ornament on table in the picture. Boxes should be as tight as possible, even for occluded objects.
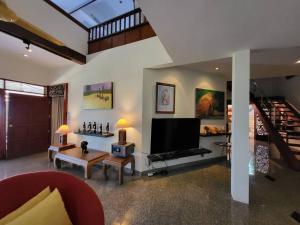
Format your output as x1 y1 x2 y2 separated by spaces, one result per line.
81 141 89 154
99 124 103 135
83 122 86 133
106 122 110 133
88 122 92 133
93 122 97 134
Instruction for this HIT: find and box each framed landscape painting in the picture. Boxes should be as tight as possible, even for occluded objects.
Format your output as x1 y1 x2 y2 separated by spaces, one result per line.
83 82 113 109
156 82 175 114
195 88 225 119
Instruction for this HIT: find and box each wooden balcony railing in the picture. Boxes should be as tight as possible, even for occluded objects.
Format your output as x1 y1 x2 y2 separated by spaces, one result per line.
89 8 147 42
88 8 156 54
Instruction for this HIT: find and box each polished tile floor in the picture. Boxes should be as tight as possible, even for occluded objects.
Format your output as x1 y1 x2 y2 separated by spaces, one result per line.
0 142 299 225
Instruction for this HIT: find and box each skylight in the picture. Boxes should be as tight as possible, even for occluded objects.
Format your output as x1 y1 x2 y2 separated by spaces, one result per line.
50 0 135 28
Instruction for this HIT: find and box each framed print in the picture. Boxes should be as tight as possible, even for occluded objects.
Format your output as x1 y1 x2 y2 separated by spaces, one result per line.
195 88 225 119
83 82 113 109
156 82 175 114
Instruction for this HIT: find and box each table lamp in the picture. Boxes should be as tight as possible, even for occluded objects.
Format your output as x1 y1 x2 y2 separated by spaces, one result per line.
56 124 71 145
115 118 130 145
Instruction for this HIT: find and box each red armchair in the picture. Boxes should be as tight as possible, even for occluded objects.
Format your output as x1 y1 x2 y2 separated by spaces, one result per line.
0 171 104 225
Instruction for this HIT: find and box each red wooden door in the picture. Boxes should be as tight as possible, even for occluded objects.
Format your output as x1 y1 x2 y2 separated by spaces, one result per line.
7 94 51 159
0 90 5 159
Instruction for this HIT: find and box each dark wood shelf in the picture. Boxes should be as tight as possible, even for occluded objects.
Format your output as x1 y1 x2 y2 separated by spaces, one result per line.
74 131 114 138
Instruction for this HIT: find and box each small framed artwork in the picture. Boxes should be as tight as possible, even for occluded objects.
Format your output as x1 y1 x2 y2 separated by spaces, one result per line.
156 82 175 114
83 82 113 109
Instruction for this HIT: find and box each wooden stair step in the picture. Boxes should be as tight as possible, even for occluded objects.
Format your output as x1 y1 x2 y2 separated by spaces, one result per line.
283 135 300 140
287 121 300 124
286 131 300 136
275 120 300 123
287 125 300 128
290 136 300 140
289 143 300 148
278 110 291 113
274 104 288 107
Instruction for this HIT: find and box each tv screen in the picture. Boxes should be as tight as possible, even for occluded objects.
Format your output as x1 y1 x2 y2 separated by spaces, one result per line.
150 118 200 155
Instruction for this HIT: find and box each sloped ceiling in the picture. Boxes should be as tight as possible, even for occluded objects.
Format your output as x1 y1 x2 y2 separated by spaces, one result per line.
139 0 300 65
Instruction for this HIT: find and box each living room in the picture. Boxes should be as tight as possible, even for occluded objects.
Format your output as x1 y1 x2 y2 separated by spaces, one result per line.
1 1 300 225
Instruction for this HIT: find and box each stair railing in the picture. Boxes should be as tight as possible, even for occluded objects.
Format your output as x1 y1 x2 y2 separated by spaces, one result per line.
250 81 287 129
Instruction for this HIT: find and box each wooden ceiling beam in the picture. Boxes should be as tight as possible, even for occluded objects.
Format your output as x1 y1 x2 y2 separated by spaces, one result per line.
0 21 86 65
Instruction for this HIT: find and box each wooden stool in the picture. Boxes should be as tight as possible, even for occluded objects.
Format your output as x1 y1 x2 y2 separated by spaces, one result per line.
103 155 135 185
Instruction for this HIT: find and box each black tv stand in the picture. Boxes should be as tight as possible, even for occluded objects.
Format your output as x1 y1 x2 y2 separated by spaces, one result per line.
147 148 212 162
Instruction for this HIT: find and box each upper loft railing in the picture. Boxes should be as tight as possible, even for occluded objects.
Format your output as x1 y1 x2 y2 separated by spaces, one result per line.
88 8 147 42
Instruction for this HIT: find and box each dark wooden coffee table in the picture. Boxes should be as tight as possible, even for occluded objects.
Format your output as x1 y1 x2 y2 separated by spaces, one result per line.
54 147 109 179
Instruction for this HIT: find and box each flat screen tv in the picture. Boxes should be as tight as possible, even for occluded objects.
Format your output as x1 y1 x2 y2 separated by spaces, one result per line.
150 118 200 155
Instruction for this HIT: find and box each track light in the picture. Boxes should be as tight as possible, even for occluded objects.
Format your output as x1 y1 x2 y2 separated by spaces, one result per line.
25 43 32 52
23 39 32 53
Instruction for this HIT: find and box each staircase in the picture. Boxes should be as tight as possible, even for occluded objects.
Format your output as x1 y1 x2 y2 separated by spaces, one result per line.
270 100 300 159
251 82 300 171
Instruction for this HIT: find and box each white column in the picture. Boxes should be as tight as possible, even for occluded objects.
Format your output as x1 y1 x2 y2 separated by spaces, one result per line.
231 49 250 204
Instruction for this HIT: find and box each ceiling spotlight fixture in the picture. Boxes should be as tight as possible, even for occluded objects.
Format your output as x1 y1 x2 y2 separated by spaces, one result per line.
296 59 300 64
215 67 220 71
23 54 29 57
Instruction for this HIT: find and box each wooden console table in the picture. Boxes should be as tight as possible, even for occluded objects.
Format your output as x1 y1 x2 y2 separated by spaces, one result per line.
103 155 135 185
48 143 76 162
54 147 109 179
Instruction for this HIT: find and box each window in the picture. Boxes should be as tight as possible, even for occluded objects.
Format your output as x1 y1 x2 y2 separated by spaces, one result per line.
0 79 3 89
49 0 135 28
4 80 46 95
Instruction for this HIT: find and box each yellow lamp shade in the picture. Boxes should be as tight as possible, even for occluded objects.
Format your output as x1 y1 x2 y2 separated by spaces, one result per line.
55 125 71 135
115 118 130 129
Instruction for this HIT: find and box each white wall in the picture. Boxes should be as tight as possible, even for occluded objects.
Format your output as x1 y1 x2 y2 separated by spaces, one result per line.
254 77 285 97
7 0 88 54
0 52 58 85
52 37 172 172
255 76 300 110
280 76 300 110
142 67 227 172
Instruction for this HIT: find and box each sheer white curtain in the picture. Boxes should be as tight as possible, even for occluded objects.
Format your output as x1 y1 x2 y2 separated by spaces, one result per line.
51 97 64 144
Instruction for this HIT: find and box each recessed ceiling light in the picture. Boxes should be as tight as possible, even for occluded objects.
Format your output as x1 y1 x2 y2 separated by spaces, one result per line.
296 59 300 64
24 54 29 57
215 67 220 71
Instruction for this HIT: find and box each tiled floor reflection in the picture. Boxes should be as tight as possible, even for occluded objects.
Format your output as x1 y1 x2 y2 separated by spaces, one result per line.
1 147 299 225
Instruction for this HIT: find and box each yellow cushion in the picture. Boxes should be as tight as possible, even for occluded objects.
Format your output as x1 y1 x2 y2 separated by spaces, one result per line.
6 188 72 225
0 187 51 225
